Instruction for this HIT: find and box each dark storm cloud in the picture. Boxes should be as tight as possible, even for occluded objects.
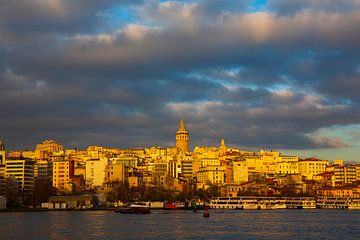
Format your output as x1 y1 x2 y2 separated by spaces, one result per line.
0 0 359 151
0 0 143 34
268 0 360 14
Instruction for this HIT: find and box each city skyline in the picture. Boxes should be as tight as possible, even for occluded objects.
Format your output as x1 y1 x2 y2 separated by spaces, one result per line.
0 117 356 164
0 1 359 162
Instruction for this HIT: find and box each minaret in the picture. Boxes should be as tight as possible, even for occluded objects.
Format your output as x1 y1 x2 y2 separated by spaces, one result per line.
219 138 227 156
175 117 190 152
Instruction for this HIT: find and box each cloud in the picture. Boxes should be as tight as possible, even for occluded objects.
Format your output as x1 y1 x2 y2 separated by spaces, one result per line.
0 0 359 157
306 133 350 148
268 0 360 15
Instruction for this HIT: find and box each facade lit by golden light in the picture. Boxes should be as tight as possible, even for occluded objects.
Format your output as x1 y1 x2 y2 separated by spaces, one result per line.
175 117 190 152
1 117 360 203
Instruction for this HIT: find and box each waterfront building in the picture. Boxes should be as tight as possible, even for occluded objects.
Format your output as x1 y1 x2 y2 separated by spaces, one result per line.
105 163 126 183
298 158 329 180
175 117 190 152
5 157 35 193
332 164 360 185
48 195 92 209
53 158 74 193
34 160 52 181
85 157 108 188
317 187 355 198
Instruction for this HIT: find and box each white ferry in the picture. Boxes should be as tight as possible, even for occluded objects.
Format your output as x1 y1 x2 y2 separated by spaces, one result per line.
348 202 360 210
316 197 349 209
210 197 287 210
283 197 316 209
258 200 287 210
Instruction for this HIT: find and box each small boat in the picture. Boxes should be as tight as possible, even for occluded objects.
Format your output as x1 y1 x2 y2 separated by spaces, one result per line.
114 202 151 214
164 202 185 210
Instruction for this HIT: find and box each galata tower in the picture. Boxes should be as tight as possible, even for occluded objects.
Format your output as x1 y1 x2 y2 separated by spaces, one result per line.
175 117 190 152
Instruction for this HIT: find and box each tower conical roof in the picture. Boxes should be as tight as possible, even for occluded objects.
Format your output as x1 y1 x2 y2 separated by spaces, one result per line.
178 117 187 131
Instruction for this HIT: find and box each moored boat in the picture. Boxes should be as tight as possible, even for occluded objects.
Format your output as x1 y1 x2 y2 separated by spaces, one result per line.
348 198 360 210
114 202 151 214
164 202 185 210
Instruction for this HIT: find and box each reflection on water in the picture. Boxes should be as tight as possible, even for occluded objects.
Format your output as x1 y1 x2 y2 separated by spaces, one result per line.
0 210 359 240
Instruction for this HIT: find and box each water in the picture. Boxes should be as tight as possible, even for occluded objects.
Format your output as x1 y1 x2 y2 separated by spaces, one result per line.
0 209 359 240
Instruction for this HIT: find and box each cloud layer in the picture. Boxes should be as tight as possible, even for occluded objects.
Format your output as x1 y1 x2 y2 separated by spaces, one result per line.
0 0 359 157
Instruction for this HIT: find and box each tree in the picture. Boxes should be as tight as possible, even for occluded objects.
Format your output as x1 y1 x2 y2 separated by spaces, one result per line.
32 178 52 207
207 184 220 198
117 182 131 202
5 177 21 208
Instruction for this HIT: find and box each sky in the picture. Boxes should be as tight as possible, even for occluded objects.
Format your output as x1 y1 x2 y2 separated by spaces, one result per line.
0 0 360 162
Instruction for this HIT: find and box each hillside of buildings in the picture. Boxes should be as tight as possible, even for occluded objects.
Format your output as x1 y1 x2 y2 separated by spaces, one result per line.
0 118 360 209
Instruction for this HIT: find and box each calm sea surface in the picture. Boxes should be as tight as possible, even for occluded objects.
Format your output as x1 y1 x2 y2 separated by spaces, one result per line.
0 209 359 240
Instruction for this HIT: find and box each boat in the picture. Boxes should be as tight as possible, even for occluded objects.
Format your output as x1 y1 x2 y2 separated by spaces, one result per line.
114 202 151 214
242 200 259 210
283 197 316 209
348 203 360 210
164 202 185 210
348 198 360 210
258 200 287 210
209 197 288 210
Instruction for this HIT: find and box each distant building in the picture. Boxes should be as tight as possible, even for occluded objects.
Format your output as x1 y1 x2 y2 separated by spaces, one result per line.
197 165 225 185
180 154 193 180
105 163 126 183
175 117 190 152
231 159 248 184
0 141 6 194
85 157 108 188
317 187 354 198
333 164 360 185
35 139 63 160
0 141 5 165
5 157 35 193
276 159 299 175
48 195 92 209
34 160 52 181
298 158 329 180
53 158 74 193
